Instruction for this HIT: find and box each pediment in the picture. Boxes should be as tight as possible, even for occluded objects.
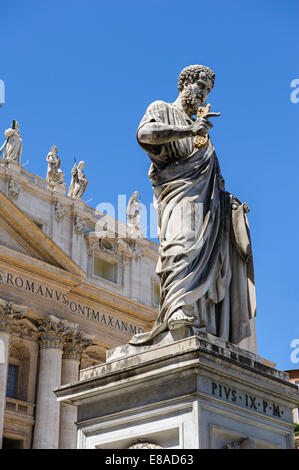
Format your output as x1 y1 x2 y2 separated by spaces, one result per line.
0 189 84 277
0 223 31 257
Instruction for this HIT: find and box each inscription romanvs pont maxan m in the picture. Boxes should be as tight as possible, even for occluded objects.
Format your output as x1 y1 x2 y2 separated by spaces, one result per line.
0 271 144 335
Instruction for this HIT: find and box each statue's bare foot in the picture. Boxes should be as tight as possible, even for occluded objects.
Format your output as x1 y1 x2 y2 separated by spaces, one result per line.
168 310 196 330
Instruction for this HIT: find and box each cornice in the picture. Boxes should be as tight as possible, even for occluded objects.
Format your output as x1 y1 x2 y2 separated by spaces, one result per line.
0 246 157 330
0 246 82 288
0 251 157 332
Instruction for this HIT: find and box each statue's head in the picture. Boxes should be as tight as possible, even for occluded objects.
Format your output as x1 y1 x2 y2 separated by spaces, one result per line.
78 161 85 169
51 145 58 154
178 65 215 115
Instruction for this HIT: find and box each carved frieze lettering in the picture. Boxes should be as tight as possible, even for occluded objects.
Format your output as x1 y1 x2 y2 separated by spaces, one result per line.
0 271 144 335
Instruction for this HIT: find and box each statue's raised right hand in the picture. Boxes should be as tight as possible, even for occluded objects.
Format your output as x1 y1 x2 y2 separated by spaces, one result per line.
190 112 221 137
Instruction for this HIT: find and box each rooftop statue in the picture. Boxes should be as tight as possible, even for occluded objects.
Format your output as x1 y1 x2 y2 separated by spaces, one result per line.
127 191 142 239
46 145 65 185
130 65 256 346
68 160 88 200
0 120 23 163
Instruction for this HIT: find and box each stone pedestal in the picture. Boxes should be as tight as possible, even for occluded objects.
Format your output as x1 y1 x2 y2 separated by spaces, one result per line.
6 160 22 174
47 182 67 195
55 328 299 449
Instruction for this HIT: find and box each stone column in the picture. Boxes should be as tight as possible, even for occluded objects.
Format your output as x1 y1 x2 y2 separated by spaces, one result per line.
59 332 91 449
59 357 79 449
33 316 66 449
0 300 26 448
0 331 9 448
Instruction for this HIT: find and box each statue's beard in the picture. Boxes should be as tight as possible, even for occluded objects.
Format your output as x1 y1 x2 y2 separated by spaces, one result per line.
181 87 203 115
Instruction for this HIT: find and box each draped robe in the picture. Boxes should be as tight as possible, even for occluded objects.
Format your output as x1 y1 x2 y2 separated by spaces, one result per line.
46 153 64 184
130 100 256 348
3 129 22 163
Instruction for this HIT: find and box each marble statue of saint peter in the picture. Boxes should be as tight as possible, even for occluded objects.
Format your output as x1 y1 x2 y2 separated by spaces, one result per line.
130 65 256 350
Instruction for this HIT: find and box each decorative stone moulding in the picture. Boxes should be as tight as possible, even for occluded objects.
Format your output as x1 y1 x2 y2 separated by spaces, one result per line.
54 201 66 222
37 315 93 354
8 178 20 200
0 299 27 334
85 231 144 262
74 215 85 235
127 440 163 449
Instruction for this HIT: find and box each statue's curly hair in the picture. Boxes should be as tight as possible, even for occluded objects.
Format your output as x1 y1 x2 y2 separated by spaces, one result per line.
178 65 215 92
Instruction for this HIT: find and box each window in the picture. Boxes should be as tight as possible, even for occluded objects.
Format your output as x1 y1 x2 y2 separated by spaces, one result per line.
6 364 18 399
153 281 160 307
93 256 117 284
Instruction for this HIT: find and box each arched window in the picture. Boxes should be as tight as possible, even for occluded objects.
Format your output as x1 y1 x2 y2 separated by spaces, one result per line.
6 343 30 402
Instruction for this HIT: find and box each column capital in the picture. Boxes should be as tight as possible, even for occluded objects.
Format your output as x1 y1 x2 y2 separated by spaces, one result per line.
38 315 68 350
63 330 93 360
37 315 94 353
0 300 27 334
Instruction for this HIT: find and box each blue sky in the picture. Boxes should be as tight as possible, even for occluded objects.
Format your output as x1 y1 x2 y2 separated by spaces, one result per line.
1 0 298 370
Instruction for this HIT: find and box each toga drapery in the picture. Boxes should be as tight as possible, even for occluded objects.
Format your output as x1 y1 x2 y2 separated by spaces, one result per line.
130 100 256 347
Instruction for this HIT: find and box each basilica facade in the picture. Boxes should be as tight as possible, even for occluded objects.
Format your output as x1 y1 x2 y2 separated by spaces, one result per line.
0 156 159 449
